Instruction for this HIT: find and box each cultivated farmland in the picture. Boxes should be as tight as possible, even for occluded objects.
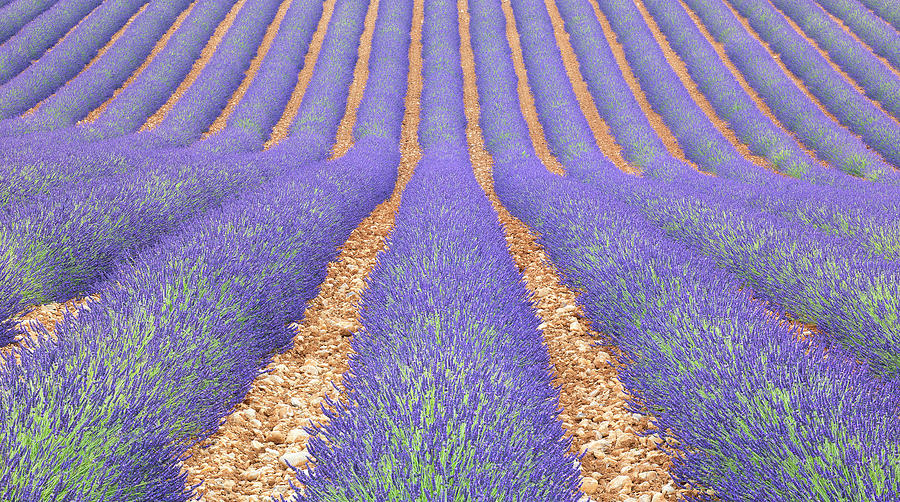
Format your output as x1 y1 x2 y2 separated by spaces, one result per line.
1 0 898 500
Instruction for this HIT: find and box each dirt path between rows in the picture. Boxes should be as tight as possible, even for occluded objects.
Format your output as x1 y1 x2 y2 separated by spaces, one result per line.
329 0 380 158
82 0 198 123
460 2 695 501
181 0 423 499
498 0 565 175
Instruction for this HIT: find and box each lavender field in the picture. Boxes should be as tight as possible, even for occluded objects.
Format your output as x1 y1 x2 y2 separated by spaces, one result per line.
1 0 898 500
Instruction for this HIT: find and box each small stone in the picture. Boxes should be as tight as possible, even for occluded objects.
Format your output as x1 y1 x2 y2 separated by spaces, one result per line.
267 430 285 444
241 469 261 481
300 365 320 376
244 408 257 419
638 470 658 482
250 440 265 452
222 479 235 491
616 433 638 449
624 498 639 502
249 418 263 428
607 475 632 493
638 494 652 502
280 451 308 468
569 320 582 332
580 476 598 494
661 482 676 495
287 428 309 443
651 493 665 502
583 439 610 457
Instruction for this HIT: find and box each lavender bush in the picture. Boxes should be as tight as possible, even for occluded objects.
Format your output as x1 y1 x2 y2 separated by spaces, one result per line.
681 0 897 180
296 0 580 498
815 0 900 69
469 3 900 498
769 0 900 119
0 0 59 44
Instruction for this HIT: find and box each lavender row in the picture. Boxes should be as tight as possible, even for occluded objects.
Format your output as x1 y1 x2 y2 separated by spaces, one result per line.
0 0 102 85
198 0 324 153
855 0 900 33
0 0 150 119
510 0 900 374
2 0 409 492
468 4 900 497
286 0 370 156
814 0 900 70
0 0 193 135
769 0 900 120
138 0 281 147
723 0 900 168
0 0 58 44
635 0 838 184
0 144 397 500
0 0 371 343
505 0 597 165
682 0 897 181
298 0 579 497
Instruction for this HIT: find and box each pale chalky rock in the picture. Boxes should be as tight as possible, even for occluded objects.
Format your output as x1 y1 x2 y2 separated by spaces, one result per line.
583 439 610 457
286 428 309 443
581 476 599 494
607 475 632 493
280 451 308 468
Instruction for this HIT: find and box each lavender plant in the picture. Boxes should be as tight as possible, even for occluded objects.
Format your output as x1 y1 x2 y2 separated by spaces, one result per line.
296 0 580 498
0 0 103 84
723 0 900 168
768 0 900 119
681 0 897 181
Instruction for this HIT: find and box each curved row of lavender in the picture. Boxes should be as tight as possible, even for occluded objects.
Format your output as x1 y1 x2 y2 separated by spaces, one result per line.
0 0 193 135
0 0 364 345
529 0 900 265
769 0 900 119
469 0 900 498
0 0 238 202
0 0 150 119
815 0 900 70
0 0 105 84
108 0 283 152
295 0 580 498
853 0 900 39
633 0 840 184
196 0 323 153
588 0 769 184
681 0 897 181
518 0 900 375
723 0 900 168
0 0 407 497
0 0 59 44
